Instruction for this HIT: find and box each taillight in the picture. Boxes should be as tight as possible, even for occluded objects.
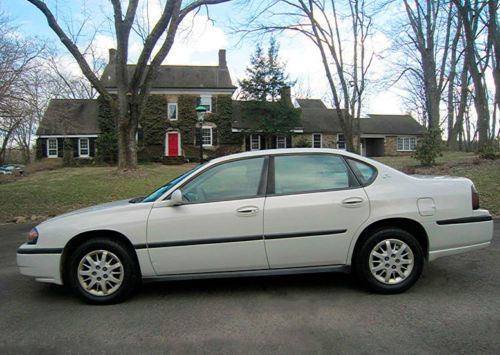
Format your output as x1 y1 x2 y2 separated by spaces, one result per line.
471 185 480 210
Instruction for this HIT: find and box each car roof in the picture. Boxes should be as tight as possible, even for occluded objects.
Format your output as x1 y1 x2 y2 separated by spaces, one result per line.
209 148 368 165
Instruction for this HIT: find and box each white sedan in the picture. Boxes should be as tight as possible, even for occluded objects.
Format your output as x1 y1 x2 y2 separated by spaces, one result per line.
17 149 493 304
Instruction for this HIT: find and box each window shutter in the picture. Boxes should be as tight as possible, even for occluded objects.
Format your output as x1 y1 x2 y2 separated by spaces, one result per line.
212 128 218 145
245 135 250 151
57 138 64 157
260 135 266 150
71 138 79 157
286 136 292 148
212 96 217 113
195 128 201 145
41 139 47 158
89 138 96 157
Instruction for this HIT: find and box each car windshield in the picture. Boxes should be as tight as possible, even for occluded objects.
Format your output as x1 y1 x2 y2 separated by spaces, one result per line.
139 164 206 203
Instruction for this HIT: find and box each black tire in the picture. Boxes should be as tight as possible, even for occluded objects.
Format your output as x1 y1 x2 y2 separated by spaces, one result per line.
67 238 139 304
354 228 424 294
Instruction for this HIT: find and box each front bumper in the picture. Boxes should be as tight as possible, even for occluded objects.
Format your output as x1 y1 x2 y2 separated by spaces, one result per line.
17 243 63 285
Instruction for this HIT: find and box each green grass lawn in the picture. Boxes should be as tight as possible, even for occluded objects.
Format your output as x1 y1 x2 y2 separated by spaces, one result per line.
0 152 498 223
0 163 195 222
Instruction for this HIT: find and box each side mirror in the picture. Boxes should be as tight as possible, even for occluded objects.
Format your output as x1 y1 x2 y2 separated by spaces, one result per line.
167 189 184 206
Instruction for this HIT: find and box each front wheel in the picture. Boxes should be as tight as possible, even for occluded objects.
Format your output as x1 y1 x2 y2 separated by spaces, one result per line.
354 228 424 294
67 238 139 304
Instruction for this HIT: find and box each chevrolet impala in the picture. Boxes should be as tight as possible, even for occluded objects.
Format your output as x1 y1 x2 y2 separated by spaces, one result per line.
17 149 493 304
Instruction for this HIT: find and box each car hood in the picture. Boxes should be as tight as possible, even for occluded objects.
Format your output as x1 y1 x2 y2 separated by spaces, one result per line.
40 199 133 224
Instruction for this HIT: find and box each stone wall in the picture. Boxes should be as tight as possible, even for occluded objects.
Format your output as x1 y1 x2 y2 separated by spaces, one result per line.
291 133 339 148
384 135 416 156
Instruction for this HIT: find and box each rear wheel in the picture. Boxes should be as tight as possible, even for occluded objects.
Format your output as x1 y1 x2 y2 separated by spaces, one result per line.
354 228 424 294
67 238 139 304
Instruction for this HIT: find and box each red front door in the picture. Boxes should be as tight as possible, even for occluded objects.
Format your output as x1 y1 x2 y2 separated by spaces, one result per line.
166 132 179 156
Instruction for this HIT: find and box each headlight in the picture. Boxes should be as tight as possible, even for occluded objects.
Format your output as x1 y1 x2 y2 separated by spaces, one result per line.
27 228 39 244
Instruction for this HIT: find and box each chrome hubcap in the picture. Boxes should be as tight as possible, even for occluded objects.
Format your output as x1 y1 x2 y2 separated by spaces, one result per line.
77 250 124 296
369 239 414 285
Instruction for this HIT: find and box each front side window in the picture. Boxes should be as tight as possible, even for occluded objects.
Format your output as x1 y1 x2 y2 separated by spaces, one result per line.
337 134 346 149
312 133 322 148
273 154 353 195
47 138 58 158
202 127 212 146
181 157 266 203
197 95 212 112
168 103 177 120
250 135 260 150
79 138 89 157
276 136 287 148
397 136 416 151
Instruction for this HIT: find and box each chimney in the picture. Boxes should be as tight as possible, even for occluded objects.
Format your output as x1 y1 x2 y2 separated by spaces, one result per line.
108 48 116 65
280 86 292 105
218 49 227 68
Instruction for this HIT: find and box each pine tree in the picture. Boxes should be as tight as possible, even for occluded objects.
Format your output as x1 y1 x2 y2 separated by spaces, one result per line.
238 38 300 146
239 38 294 102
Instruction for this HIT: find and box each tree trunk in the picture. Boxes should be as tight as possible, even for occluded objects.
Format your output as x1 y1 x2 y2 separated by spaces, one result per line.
422 52 441 130
488 0 500 111
454 0 491 147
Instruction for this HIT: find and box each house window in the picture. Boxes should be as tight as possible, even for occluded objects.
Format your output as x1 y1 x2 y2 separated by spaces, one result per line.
312 133 322 148
397 136 417 151
79 138 89 157
202 127 213 146
168 103 178 120
276 136 287 149
337 134 346 150
250 135 260 150
47 138 58 158
197 95 212 112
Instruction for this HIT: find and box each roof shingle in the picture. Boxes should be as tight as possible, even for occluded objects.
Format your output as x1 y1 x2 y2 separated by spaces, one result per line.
101 64 236 90
37 99 100 136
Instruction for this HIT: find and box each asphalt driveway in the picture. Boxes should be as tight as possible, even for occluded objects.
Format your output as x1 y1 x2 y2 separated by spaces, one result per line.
1 221 499 354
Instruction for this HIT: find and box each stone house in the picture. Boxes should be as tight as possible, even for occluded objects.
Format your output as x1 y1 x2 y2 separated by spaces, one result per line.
36 49 426 161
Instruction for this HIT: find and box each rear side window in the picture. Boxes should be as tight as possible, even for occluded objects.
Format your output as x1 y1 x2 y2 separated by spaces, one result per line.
347 158 377 185
273 154 356 195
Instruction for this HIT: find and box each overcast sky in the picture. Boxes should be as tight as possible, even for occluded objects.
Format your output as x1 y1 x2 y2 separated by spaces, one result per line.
3 0 407 115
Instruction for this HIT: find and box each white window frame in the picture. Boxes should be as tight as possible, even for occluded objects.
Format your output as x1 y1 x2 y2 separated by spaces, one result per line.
167 103 178 120
47 138 58 158
202 126 213 147
78 138 89 158
199 95 212 112
337 134 346 150
250 134 261 150
276 136 287 149
312 133 322 148
397 136 417 151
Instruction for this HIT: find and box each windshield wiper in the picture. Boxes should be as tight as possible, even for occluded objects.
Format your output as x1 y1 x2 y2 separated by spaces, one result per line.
129 196 145 203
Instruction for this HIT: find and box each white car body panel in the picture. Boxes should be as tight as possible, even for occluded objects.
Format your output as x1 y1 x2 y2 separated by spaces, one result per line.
263 188 369 268
16 148 494 287
147 197 268 274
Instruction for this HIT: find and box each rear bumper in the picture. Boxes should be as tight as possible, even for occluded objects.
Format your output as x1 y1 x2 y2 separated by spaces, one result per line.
427 212 494 261
17 244 63 285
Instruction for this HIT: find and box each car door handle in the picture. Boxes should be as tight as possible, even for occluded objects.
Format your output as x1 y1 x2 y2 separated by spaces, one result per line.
236 206 259 216
342 197 365 208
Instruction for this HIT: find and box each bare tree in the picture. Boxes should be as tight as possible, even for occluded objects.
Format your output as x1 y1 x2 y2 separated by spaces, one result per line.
239 0 378 152
0 12 44 163
400 0 454 131
487 0 500 111
26 0 232 169
452 0 491 147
